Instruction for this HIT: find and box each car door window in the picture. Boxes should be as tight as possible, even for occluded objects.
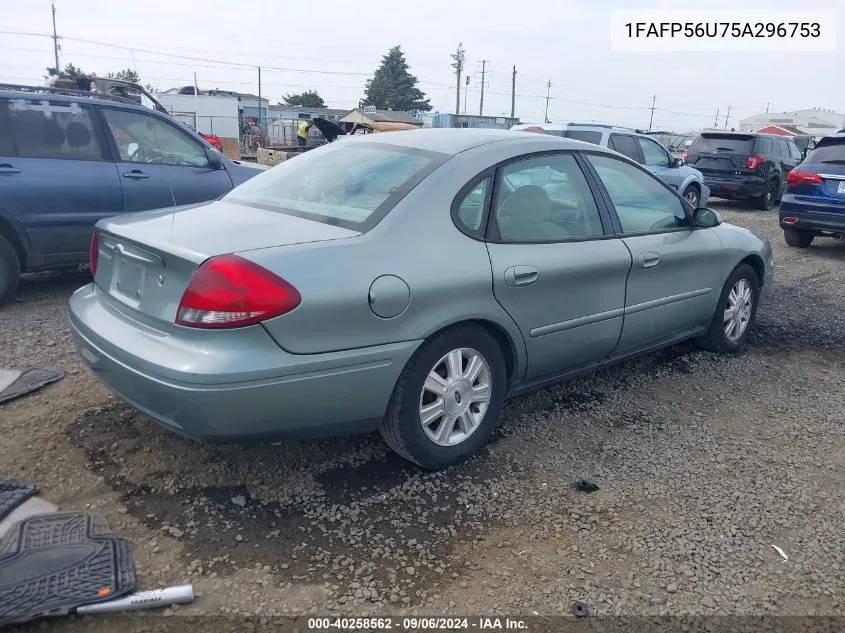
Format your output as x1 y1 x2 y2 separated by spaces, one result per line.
637 137 671 167
101 108 210 167
608 134 641 162
454 176 491 232
586 153 690 233
0 102 14 155
3 99 106 161
777 139 791 159
787 141 802 160
495 153 604 242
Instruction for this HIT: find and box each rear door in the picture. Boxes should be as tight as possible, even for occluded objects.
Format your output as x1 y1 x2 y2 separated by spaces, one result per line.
584 152 724 351
98 106 235 213
485 151 632 381
0 96 122 264
687 133 755 178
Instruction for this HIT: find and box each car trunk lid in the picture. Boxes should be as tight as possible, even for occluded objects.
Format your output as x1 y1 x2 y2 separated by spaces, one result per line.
93 199 359 323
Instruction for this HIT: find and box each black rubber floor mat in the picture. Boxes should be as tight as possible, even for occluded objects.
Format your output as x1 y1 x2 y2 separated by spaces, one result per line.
0 481 38 523
0 512 136 627
0 367 64 405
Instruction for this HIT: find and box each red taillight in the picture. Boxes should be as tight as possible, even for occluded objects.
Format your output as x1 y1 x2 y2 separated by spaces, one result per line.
89 231 99 277
787 170 823 186
746 155 765 169
782 216 798 224
682 151 688 163
176 254 301 329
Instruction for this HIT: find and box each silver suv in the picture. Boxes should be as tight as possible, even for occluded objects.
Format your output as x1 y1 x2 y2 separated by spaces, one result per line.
516 122 710 207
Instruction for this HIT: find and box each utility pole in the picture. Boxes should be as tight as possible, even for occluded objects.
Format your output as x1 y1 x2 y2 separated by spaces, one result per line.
478 60 489 116
511 66 517 119
724 104 732 130
544 80 552 123
764 102 772 113
51 1 60 72
451 43 465 115
647 95 657 132
257 66 262 132
713 107 720 129
464 75 469 114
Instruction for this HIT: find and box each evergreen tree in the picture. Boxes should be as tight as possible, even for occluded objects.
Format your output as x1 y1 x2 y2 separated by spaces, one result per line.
363 46 431 112
283 90 326 108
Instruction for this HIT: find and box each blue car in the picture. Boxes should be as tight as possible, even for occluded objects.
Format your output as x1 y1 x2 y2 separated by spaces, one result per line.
779 133 845 248
0 83 264 304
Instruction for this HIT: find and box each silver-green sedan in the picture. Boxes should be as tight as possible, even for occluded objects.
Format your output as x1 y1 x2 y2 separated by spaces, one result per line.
69 129 773 470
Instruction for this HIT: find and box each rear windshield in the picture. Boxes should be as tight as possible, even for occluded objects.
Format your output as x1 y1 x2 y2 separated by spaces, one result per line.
563 130 602 145
690 135 754 154
226 142 444 231
805 140 845 164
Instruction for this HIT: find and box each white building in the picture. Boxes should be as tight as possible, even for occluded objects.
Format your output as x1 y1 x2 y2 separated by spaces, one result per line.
739 108 844 135
156 93 239 139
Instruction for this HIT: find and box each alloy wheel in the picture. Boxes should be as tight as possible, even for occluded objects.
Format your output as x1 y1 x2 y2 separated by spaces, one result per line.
723 279 753 342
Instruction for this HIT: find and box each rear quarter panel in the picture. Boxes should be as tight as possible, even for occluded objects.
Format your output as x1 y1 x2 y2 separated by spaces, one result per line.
710 223 773 297
250 141 543 380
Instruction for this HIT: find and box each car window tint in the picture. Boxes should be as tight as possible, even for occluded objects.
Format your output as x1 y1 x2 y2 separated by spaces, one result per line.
788 141 803 160
586 154 690 233
102 108 209 167
227 143 440 229
690 135 754 154
3 99 105 161
777 139 790 158
495 153 604 242
805 141 845 164
754 137 773 155
637 137 670 167
455 177 490 232
563 130 602 145
609 135 640 162
0 102 14 155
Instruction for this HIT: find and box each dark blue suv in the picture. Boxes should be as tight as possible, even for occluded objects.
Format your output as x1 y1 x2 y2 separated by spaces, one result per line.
0 84 264 304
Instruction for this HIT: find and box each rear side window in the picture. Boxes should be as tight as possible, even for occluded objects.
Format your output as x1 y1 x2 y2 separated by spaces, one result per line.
777 139 791 158
227 143 443 231
753 137 773 155
608 134 641 161
0 102 14 156
563 130 602 145
787 141 803 160
3 99 106 161
805 141 845 164
690 135 754 154
454 176 491 232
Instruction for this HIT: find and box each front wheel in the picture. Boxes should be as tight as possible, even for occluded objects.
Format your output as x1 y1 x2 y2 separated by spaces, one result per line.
682 184 700 208
379 324 506 470
696 263 759 354
783 228 814 248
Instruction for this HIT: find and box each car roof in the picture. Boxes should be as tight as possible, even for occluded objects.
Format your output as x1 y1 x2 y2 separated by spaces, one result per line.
814 133 845 148
0 84 156 114
357 127 596 156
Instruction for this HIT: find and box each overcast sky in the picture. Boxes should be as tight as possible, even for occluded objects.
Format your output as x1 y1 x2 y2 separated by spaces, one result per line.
3 0 842 131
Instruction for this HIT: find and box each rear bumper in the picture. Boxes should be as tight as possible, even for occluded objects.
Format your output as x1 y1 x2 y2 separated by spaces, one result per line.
703 174 766 199
780 199 845 235
69 283 420 442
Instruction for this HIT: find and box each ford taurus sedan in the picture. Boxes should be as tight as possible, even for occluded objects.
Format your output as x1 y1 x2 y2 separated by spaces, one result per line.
69 129 773 470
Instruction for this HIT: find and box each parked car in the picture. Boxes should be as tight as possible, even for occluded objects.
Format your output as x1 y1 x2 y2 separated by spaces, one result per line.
0 83 265 304
779 133 845 248
555 124 710 208
69 129 773 470
684 132 803 210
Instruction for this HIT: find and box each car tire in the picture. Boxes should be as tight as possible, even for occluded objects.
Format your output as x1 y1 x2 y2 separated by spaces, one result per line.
682 184 700 208
695 263 759 354
379 323 507 470
755 180 777 211
0 234 21 307
783 228 814 248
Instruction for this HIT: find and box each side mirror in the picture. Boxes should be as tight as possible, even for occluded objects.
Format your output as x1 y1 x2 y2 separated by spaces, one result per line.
693 207 721 228
206 148 223 170
672 157 683 168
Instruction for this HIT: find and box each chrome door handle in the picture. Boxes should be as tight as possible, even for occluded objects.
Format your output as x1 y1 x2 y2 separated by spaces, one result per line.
504 266 540 287
122 170 150 179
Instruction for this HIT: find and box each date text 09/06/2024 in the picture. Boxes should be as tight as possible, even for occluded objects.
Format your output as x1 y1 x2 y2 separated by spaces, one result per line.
307 617 528 631
624 22 821 39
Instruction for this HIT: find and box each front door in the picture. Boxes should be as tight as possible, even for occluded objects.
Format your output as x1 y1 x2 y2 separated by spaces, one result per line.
584 152 723 352
485 152 632 381
98 107 234 214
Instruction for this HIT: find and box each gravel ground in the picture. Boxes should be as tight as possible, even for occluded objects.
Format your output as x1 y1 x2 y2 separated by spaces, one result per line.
1 201 843 631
